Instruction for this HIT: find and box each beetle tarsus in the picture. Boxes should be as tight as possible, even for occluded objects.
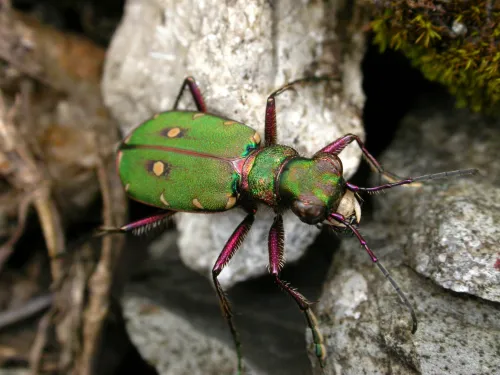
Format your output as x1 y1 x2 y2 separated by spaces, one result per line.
94 226 124 236
305 309 327 368
376 261 418 334
173 76 207 112
329 212 418 334
96 211 175 237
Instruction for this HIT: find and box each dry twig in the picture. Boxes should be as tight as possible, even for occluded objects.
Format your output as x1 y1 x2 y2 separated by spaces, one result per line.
0 86 66 280
80 154 126 375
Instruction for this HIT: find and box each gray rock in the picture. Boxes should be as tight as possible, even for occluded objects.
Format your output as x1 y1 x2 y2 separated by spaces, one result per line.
375 97 500 303
404 181 500 302
307 97 500 374
308 223 500 375
102 0 367 286
123 295 248 375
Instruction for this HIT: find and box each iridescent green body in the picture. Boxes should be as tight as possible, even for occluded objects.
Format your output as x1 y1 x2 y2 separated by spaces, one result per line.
117 111 260 211
243 145 298 206
117 111 346 217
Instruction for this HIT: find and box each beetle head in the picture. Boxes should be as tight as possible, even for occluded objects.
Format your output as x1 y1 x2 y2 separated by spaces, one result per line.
280 153 351 225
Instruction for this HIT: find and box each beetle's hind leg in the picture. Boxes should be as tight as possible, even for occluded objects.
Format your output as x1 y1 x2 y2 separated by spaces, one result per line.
173 77 207 112
268 214 326 368
96 211 175 236
212 211 256 375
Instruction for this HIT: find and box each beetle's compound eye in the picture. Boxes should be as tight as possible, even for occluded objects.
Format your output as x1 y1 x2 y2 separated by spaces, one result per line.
291 199 326 225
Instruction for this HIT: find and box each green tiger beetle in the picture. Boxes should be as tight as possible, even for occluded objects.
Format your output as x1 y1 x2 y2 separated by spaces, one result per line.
102 76 477 373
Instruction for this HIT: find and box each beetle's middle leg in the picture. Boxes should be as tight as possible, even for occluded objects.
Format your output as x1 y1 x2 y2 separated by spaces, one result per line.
173 76 207 112
268 214 326 368
212 210 255 375
264 76 339 146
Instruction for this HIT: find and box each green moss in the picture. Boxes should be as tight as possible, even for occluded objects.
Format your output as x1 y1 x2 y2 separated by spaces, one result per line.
369 1 500 113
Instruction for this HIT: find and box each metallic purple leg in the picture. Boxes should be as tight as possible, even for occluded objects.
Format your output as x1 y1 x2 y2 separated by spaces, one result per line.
319 133 403 182
268 214 326 367
173 76 207 112
264 82 297 146
212 212 255 375
329 212 418 334
264 76 338 147
97 211 175 236
264 96 277 146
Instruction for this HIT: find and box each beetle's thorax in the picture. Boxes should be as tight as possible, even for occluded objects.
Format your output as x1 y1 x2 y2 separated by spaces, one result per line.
278 152 346 224
241 145 298 207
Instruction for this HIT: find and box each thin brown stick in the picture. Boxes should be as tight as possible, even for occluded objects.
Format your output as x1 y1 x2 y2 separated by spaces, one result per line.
2 83 67 281
80 157 124 375
0 85 67 372
29 309 54 374
33 189 65 280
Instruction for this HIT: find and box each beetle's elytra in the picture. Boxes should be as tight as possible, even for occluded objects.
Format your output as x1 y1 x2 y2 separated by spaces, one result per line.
105 76 477 373
118 111 260 212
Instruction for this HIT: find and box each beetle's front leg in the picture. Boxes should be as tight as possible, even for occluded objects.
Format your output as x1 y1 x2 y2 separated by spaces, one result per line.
329 212 418 334
268 214 326 368
212 211 255 375
173 77 207 112
319 133 403 183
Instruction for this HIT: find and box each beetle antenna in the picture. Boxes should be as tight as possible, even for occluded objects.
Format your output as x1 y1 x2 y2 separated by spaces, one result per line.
329 212 417 333
412 168 478 182
346 168 478 194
